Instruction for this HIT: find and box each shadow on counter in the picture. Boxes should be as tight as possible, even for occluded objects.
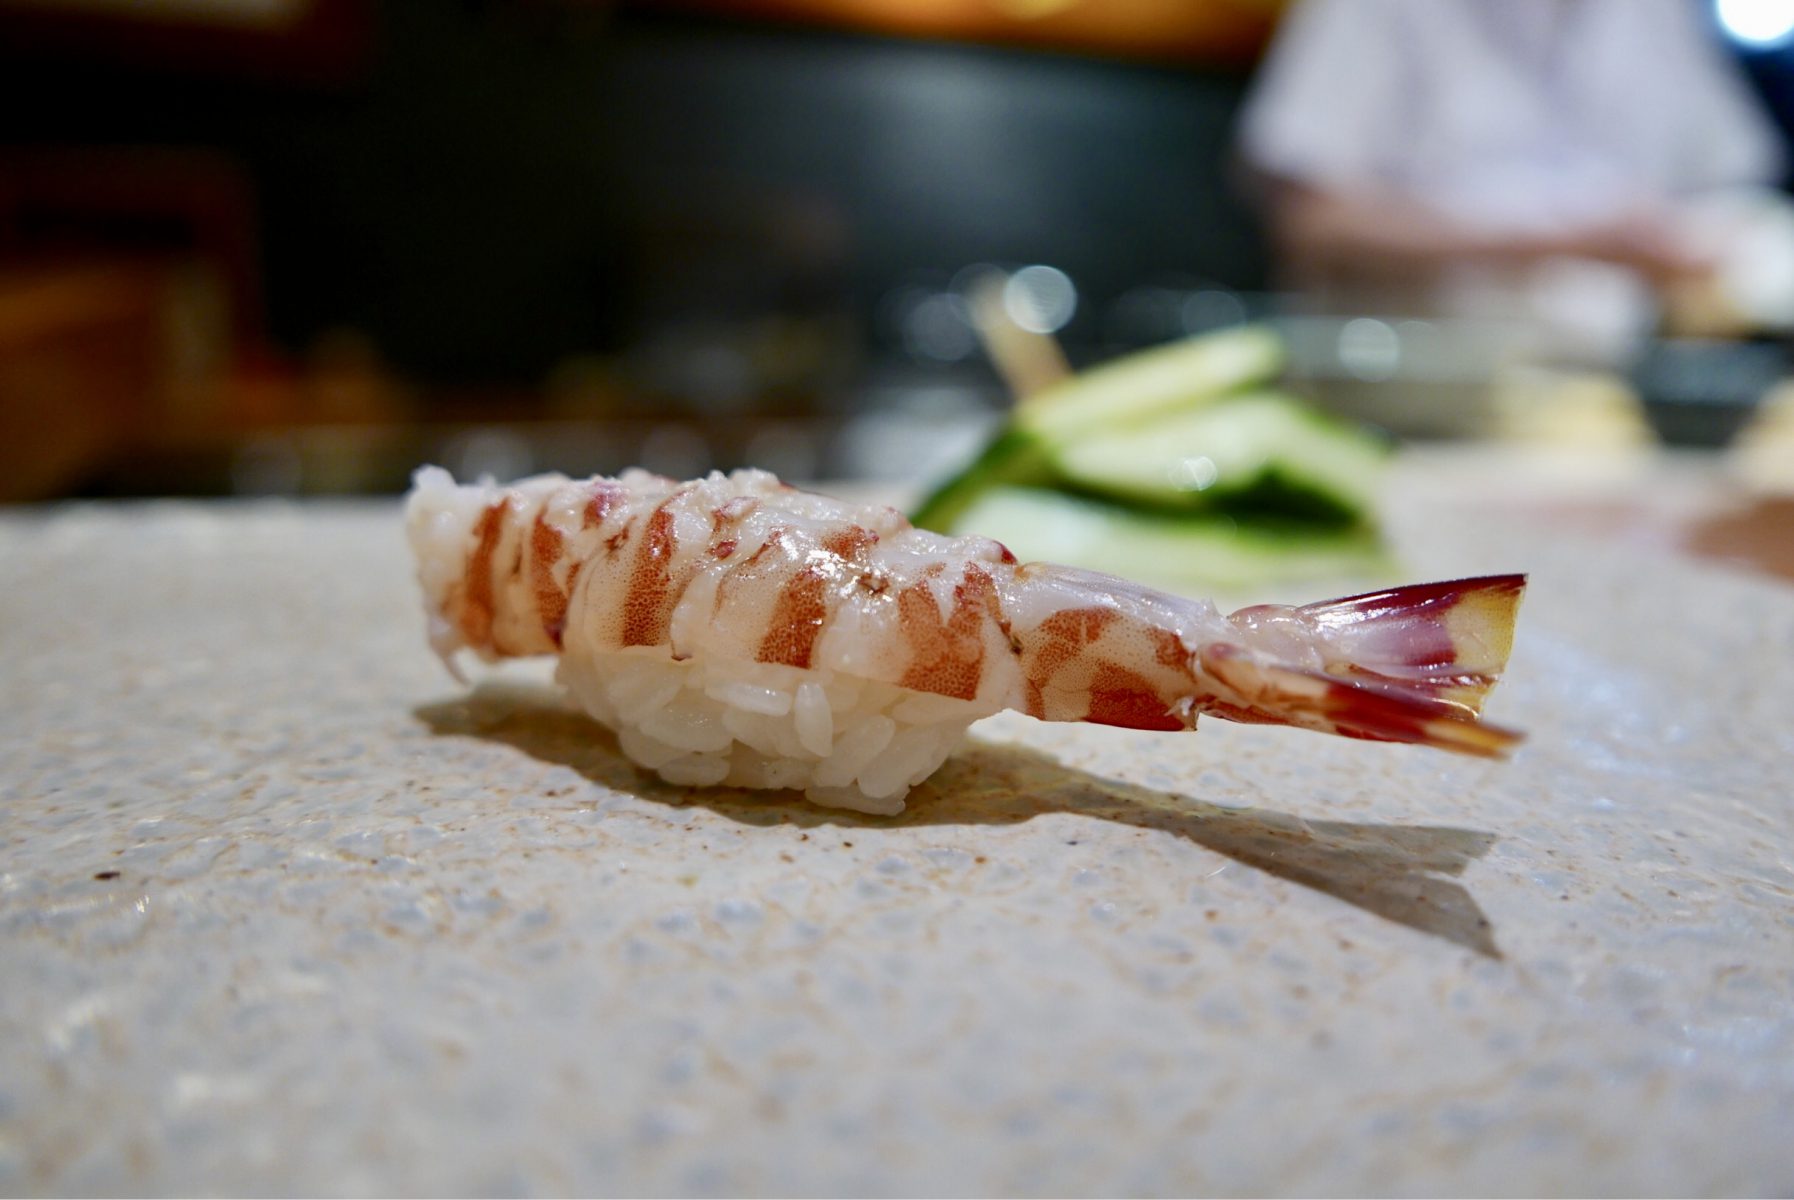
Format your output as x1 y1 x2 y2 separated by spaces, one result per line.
416 682 1502 959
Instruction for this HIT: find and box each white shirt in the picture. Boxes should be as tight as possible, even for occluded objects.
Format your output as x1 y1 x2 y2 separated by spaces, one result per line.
1240 0 1784 238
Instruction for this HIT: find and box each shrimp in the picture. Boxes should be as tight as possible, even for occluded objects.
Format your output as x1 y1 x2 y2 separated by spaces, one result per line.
406 466 1524 812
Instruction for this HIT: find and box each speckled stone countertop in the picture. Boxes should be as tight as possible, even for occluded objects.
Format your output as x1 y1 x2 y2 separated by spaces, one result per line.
3 458 1792 1195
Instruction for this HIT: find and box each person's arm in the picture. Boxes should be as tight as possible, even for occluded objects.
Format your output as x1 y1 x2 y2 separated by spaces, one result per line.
1265 177 1711 289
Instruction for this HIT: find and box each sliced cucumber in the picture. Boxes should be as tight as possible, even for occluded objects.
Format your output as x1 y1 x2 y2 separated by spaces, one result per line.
910 324 1392 587
1016 324 1284 441
913 325 1289 533
954 486 1392 592
1049 391 1391 523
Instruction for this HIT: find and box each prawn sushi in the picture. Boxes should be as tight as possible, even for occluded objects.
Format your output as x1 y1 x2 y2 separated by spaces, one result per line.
406 466 1524 815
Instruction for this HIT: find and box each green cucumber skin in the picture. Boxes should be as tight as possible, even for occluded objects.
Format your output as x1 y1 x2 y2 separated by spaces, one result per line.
1046 392 1392 525
1050 470 1365 527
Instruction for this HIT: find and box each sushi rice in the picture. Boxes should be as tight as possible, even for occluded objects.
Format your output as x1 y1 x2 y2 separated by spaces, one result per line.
558 648 992 815
407 467 995 815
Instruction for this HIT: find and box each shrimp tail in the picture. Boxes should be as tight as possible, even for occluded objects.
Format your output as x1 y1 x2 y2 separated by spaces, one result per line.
1200 574 1527 756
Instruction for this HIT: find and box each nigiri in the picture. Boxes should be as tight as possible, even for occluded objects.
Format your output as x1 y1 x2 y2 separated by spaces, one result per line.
406 466 1524 815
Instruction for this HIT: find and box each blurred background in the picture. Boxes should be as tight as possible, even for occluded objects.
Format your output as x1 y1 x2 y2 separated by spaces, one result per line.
5 0 1794 502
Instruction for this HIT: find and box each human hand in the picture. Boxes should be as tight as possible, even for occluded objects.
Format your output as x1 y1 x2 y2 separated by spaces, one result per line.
1574 209 1715 285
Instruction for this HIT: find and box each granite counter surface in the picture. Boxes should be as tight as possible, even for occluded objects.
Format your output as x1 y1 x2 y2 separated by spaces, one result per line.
2 480 1791 1195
